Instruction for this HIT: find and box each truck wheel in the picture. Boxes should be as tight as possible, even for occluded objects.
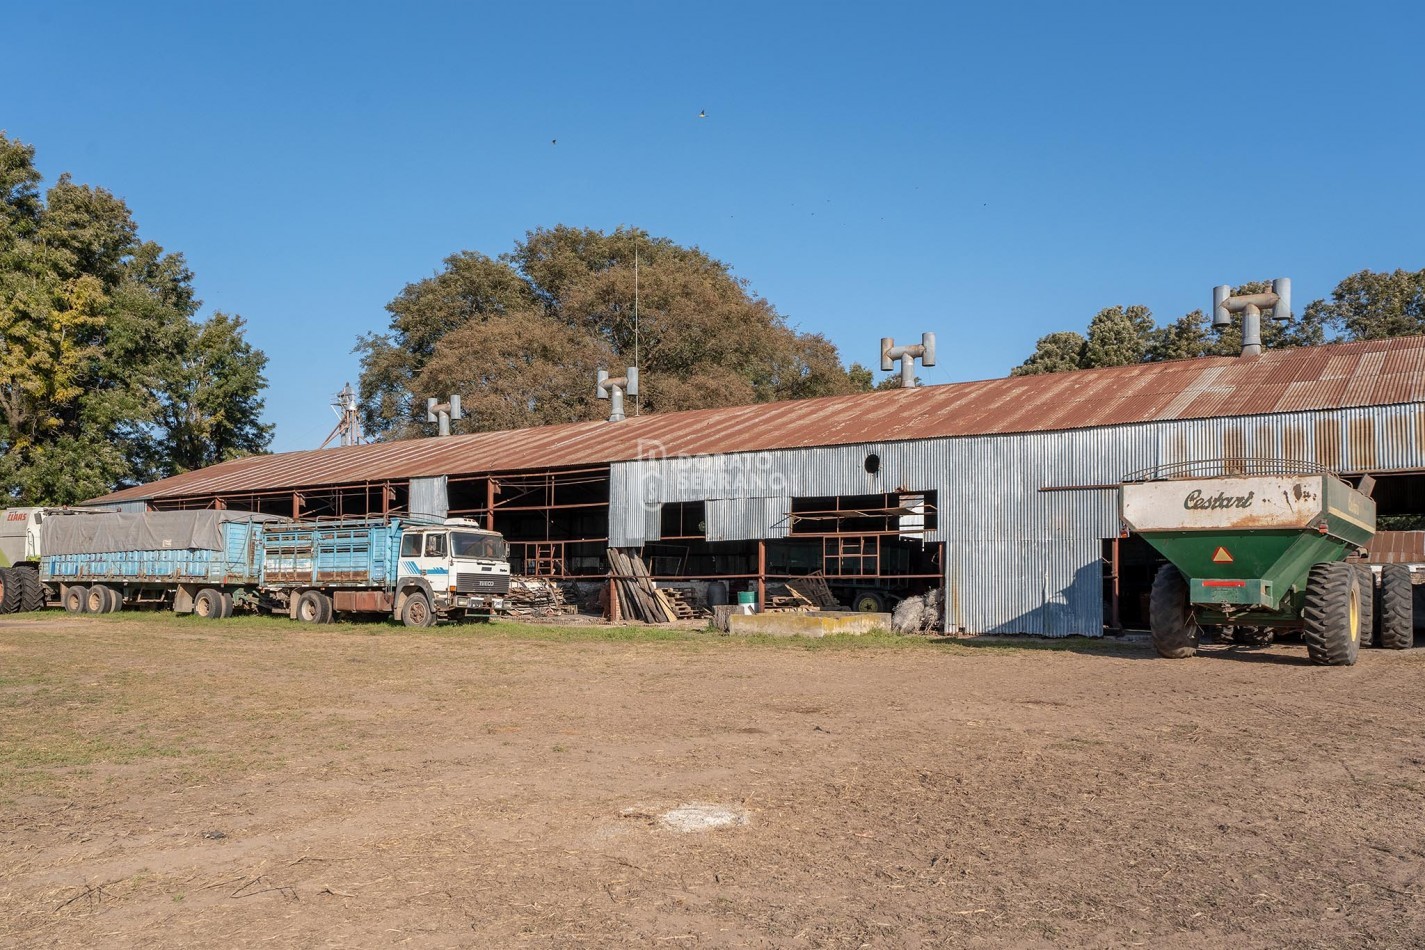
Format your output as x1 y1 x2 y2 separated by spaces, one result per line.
401 591 435 628
295 590 333 624
1149 564 1197 658
103 586 123 613
193 588 226 619
219 591 234 619
1303 562 1361 666
0 568 19 614
852 591 885 613
1355 565 1377 648
1379 564 1413 650
63 585 89 614
17 567 45 612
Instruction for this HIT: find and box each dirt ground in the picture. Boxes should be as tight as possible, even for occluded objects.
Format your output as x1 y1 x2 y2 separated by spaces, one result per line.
2 614 1424 949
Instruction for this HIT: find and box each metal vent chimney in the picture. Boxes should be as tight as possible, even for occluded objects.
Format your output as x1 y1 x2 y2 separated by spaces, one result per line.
1212 278 1292 357
880 333 936 388
597 367 639 422
425 394 463 436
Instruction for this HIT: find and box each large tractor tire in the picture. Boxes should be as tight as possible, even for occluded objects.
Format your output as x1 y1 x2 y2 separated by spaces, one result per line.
16 567 45 612
1150 564 1198 659
0 568 20 614
1302 562 1361 666
1355 565 1377 648
1379 564 1414 650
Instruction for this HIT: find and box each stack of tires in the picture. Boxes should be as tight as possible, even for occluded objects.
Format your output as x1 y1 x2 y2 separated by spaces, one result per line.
0 565 46 614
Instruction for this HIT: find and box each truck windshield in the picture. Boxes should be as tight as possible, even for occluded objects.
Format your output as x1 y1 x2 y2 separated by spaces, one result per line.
451 532 506 560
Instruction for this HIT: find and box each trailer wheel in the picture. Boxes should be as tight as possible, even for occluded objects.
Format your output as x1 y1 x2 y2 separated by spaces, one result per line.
401 591 435 628
1355 565 1377 648
1379 564 1413 650
852 591 886 613
1149 565 1198 658
1303 562 1361 666
193 588 227 619
17 567 45 612
63 585 89 614
219 591 234 619
0 568 19 614
103 586 123 613
85 585 113 614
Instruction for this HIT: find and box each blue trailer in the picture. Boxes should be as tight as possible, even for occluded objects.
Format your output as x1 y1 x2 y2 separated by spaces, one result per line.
40 511 510 626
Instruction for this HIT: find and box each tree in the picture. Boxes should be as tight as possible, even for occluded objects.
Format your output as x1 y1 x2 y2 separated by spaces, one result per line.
1014 278 1336 377
1304 268 1425 340
1011 331 1086 377
1081 305 1156 368
0 133 271 503
359 225 870 438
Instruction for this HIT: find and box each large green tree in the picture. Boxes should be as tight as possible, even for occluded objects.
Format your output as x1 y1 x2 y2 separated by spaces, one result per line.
0 134 272 503
358 226 873 438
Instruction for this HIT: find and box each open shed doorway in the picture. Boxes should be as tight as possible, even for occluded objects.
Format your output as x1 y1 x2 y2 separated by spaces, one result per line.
1103 535 1167 633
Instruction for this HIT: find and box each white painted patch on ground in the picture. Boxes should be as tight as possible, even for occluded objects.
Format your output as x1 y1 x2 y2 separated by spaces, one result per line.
657 803 748 833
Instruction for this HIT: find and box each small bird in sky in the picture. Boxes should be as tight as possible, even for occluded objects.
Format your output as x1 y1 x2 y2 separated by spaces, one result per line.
698 110 707 118
551 138 557 145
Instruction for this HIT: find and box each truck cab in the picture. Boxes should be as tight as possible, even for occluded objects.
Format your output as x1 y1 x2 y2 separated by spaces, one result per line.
396 518 511 621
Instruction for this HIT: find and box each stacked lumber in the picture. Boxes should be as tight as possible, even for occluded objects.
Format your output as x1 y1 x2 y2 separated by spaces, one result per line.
607 548 676 623
504 576 574 618
784 572 842 610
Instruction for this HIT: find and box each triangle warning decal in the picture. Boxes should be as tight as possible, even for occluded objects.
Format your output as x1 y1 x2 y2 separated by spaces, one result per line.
1211 547 1234 564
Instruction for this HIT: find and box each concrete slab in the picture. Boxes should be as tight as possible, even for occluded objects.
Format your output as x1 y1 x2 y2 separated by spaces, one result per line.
726 611 892 638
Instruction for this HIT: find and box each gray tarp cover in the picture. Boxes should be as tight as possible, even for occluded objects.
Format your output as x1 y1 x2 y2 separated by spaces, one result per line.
43 511 284 556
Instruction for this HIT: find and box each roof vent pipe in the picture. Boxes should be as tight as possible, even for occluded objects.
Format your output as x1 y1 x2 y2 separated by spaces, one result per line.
1212 279 1292 357
597 367 639 422
880 333 937 388
425 394 463 436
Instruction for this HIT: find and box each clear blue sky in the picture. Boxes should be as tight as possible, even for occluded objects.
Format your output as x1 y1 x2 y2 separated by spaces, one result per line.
5 1 1422 452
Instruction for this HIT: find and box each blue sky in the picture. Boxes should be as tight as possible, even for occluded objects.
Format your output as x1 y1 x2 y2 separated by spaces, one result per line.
5 1 1422 452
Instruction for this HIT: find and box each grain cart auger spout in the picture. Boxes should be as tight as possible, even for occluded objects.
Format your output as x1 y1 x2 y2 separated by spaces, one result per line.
1120 463 1376 666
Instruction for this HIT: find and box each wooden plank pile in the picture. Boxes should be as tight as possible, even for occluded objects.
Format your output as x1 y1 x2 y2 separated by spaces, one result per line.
503 576 574 618
660 586 706 620
607 548 677 623
784 572 842 610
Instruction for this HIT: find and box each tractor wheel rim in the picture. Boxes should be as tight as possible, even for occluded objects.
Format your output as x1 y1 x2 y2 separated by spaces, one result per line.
1349 589 1359 643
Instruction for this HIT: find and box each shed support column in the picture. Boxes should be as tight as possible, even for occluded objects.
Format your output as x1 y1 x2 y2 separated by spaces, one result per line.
292 492 301 520
608 576 620 623
757 540 766 612
486 478 496 532
1109 537 1121 631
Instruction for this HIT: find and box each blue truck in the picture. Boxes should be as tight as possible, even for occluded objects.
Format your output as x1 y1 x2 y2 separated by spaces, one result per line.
37 510 510 626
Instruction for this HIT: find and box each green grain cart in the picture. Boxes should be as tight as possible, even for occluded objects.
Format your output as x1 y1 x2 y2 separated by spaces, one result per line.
1120 464 1376 666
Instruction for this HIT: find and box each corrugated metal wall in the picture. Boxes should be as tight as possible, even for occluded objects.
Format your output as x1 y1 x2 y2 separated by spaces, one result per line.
410 476 449 521
609 403 1425 636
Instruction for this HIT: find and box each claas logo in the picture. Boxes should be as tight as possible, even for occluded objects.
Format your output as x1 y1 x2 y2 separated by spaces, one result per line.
6 512 27 522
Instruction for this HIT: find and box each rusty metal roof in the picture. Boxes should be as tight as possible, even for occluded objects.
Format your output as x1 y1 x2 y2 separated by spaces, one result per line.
94 336 1425 504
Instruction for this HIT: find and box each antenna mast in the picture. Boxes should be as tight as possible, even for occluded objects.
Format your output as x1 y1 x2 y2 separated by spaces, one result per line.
319 382 363 449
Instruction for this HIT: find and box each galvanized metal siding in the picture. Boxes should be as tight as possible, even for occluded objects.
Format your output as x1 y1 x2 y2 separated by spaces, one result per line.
612 403 1425 635
945 539 1102 636
409 476 449 521
704 497 789 543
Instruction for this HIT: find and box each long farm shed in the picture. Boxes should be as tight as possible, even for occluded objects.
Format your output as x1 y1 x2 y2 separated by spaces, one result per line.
94 336 1425 635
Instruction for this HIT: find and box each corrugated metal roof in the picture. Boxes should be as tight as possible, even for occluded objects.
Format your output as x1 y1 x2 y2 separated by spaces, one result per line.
94 336 1425 504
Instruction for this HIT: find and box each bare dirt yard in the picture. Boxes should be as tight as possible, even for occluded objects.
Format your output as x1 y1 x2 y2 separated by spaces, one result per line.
2 613 1424 949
